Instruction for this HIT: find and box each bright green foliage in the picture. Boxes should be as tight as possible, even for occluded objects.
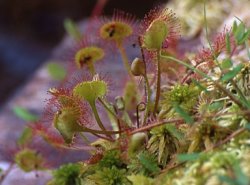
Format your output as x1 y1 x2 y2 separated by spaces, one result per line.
138 151 160 176
143 19 168 50
48 163 81 185
15 148 45 172
88 166 131 185
147 124 183 166
160 150 248 184
73 80 107 104
128 151 160 177
232 21 250 45
161 83 200 116
98 149 123 168
127 175 154 185
173 104 194 124
177 153 200 162
221 64 244 82
13 106 38 122
220 58 233 69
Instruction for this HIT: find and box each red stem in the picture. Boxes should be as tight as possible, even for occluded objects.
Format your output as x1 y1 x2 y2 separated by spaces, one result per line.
91 0 109 17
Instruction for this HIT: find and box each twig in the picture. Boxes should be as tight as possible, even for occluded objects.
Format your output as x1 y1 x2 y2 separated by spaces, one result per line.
130 109 250 135
207 127 246 151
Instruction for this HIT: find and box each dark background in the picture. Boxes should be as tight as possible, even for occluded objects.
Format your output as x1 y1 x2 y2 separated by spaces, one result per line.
0 0 166 108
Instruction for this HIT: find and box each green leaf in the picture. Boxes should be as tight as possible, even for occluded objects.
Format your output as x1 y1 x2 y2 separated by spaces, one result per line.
233 21 250 45
219 163 249 185
221 64 243 82
165 124 184 140
218 175 236 185
47 62 66 81
208 101 224 111
244 123 250 130
143 19 168 50
73 80 107 103
239 96 250 109
235 22 245 44
221 58 233 69
13 106 38 122
173 104 194 124
233 163 249 185
177 153 200 162
17 127 33 146
238 30 250 44
64 18 82 41
138 151 160 175
226 32 231 54
232 21 238 34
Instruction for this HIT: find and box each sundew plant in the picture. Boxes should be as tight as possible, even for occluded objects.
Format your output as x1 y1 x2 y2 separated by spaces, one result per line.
8 2 250 185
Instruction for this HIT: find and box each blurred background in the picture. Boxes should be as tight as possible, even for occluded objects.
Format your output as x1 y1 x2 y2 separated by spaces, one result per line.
0 0 166 109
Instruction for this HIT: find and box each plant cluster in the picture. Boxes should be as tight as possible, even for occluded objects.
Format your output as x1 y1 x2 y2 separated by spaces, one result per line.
9 3 250 185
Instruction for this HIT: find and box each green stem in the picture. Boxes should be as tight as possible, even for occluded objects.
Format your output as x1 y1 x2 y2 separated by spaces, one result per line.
213 82 247 111
87 62 96 76
79 125 121 135
90 101 107 132
161 55 211 80
98 97 121 137
98 97 128 130
153 50 162 114
98 98 119 121
143 75 151 124
117 43 134 81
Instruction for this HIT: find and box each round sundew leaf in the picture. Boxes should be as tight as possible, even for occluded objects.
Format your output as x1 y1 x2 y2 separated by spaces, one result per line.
53 107 83 144
75 46 104 69
143 19 169 50
57 95 78 108
73 80 107 103
100 21 133 43
15 148 45 172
